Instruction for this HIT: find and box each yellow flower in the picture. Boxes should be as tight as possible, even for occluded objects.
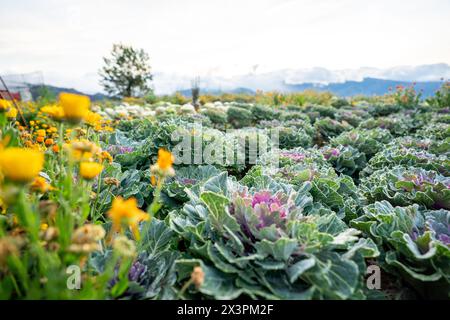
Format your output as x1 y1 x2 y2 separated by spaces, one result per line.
0 197 7 214
157 149 174 170
100 151 113 164
36 129 46 137
107 197 149 240
0 99 12 112
84 111 102 127
79 162 103 180
0 148 44 183
59 92 90 122
40 105 64 121
31 176 55 193
151 148 175 178
6 107 17 119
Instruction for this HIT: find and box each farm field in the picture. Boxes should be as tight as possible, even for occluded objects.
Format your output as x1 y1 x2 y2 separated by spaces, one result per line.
0 85 449 300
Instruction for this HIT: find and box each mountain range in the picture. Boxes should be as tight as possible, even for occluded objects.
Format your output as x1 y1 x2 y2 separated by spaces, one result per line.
156 63 449 97
173 78 445 98
10 63 449 99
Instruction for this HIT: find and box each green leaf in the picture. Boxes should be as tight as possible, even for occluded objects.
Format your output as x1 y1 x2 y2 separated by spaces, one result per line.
343 238 380 259
176 259 243 299
255 238 298 261
385 251 443 282
140 218 174 256
287 258 316 283
200 191 240 232
303 251 360 299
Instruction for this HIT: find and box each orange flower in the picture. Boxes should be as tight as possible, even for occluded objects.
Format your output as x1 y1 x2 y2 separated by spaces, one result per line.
45 138 54 146
31 176 55 193
100 151 113 164
107 197 149 240
157 149 174 170
150 175 157 186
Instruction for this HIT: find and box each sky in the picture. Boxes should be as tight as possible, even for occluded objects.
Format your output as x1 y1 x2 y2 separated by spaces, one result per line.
1 0 450 93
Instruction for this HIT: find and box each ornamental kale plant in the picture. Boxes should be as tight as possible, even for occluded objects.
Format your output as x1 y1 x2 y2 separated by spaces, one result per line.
361 167 450 210
321 145 367 178
361 146 450 177
169 173 379 299
351 201 450 298
331 128 392 159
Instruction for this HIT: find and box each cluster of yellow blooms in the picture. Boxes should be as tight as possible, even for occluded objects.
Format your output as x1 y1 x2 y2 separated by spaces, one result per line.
0 99 18 119
0 91 177 268
0 93 110 191
63 138 111 180
39 93 113 131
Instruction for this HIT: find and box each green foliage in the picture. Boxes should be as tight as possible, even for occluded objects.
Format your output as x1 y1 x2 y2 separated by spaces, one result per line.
251 104 278 122
277 127 314 149
227 106 253 128
351 201 450 298
169 173 378 299
331 128 393 159
201 109 228 128
314 117 352 143
361 167 450 210
426 81 450 108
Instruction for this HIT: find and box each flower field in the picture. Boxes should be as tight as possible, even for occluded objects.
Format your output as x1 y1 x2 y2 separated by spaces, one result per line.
0 84 449 300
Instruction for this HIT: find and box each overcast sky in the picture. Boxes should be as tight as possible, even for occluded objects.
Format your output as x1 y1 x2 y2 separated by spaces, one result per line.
1 0 450 93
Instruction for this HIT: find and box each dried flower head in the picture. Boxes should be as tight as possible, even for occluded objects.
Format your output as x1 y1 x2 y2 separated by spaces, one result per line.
112 235 136 258
104 177 120 187
191 266 205 289
68 224 105 254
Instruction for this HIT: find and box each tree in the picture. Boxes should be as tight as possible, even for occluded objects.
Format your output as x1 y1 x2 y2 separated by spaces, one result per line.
99 44 153 98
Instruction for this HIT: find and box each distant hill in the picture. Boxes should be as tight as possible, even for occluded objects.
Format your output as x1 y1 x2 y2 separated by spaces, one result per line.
175 78 442 98
285 77 442 97
32 77 444 101
29 84 107 101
